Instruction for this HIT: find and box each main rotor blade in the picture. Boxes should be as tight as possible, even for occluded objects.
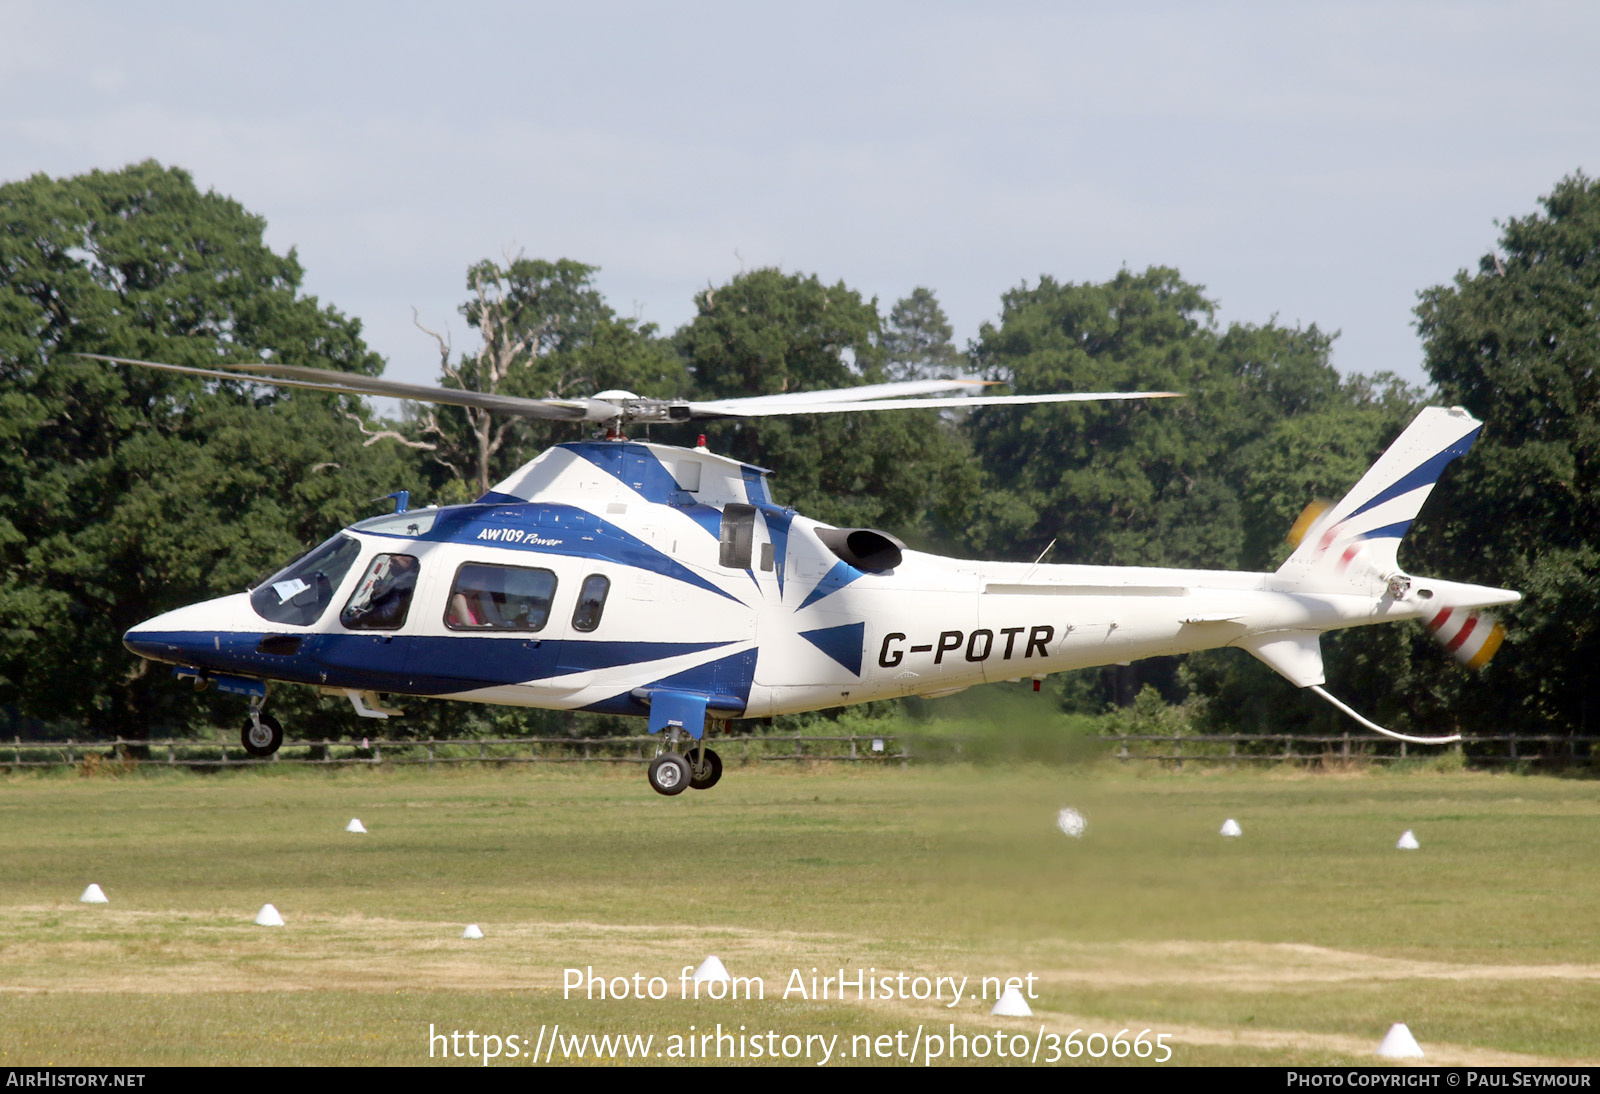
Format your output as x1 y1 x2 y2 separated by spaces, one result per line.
710 379 987 409
686 390 1182 418
77 355 621 421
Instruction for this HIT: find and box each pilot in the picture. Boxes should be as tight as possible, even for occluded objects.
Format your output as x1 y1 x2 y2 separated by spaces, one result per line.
346 554 419 629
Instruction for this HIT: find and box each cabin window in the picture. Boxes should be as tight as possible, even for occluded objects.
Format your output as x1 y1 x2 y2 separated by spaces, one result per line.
571 573 610 632
445 563 557 631
719 503 756 569
340 553 420 630
249 533 363 627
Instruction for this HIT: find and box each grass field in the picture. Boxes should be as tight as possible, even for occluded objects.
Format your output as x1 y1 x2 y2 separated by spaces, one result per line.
2 759 1598 1066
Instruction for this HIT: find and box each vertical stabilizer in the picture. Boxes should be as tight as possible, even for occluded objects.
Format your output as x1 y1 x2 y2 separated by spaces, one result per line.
1276 407 1482 590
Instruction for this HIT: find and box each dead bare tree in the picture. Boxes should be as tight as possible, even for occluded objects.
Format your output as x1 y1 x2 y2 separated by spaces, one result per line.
410 253 651 496
411 269 544 497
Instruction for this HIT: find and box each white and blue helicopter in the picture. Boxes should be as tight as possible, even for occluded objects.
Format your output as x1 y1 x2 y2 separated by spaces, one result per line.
88 354 1519 795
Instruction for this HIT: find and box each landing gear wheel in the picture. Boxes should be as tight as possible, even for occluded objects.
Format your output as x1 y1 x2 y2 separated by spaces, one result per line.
648 753 691 796
687 747 723 790
241 713 283 758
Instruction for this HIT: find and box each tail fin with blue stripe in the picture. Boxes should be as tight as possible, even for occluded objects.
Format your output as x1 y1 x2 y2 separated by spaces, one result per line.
1275 406 1483 590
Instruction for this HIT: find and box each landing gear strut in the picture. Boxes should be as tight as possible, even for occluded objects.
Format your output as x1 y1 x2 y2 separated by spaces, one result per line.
241 695 283 758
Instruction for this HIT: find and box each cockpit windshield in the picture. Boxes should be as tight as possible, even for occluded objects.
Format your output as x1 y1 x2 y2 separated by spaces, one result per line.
350 509 440 537
249 533 363 626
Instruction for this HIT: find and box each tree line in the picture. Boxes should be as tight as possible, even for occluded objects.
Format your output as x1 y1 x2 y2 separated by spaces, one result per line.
2 160 1595 741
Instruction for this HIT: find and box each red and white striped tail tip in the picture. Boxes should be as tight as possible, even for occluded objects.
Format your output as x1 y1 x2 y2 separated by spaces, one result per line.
1425 608 1506 669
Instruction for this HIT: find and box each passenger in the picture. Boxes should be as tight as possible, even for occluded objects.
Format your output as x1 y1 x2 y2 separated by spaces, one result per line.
448 589 490 627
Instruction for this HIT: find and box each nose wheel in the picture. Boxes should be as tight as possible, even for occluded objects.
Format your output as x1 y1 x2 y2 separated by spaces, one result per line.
241 711 283 758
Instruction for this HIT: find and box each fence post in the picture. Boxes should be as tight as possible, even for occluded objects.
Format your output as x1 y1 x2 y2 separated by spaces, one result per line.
1342 732 1350 761
1509 735 1517 762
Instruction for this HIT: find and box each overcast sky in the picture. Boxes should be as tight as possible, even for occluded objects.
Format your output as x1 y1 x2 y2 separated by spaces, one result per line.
4 1 1596 393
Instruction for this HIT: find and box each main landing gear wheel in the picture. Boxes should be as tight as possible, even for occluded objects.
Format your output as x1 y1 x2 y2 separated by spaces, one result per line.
241 713 283 758
687 747 723 790
648 753 691 796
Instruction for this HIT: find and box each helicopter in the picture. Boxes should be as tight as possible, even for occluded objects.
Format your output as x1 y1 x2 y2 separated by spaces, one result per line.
88 353 1519 796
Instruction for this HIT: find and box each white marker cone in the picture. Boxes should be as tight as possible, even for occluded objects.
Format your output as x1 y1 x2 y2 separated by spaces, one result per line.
991 985 1033 1017
1375 1022 1424 1058
461 924 484 939
78 883 109 904
1220 818 1243 837
692 955 731 983
1397 829 1420 850
1056 807 1087 838
254 903 285 927
345 818 367 833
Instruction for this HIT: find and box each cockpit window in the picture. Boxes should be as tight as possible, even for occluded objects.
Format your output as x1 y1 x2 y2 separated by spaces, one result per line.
249 534 363 627
446 563 557 631
341 554 420 631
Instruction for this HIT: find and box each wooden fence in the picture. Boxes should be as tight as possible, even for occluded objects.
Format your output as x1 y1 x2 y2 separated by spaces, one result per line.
1106 732 1599 769
1 733 911 770
3 732 1595 772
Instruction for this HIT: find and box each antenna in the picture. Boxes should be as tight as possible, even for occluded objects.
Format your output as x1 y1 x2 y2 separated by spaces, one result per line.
1022 538 1056 582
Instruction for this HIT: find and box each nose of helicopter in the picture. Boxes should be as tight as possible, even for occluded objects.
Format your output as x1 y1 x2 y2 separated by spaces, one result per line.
123 594 251 663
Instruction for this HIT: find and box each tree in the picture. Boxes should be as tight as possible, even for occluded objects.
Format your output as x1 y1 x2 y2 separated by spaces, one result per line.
413 256 685 499
960 266 1419 713
882 286 963 381
964 268 1346 566
1411 172 1600 736
675 268 978 538
0 161 416 736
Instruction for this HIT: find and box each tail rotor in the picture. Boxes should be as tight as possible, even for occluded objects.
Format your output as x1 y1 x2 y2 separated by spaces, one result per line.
1424 606 1507 670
